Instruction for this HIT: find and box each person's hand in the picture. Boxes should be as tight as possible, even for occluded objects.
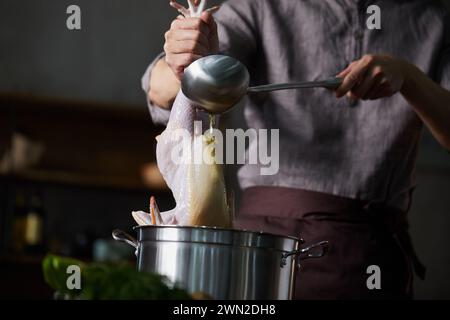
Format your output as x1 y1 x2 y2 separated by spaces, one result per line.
335 54 409 100
163 11 218 80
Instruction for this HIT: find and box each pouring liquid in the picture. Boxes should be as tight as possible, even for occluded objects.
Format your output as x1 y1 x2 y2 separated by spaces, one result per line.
208 114 216 135
205 113 234 225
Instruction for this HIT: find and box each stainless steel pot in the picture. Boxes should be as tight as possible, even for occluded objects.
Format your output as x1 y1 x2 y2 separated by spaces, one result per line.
112 226 328 300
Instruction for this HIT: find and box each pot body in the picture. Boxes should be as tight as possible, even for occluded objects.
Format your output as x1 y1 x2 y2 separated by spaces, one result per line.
113 226 327 300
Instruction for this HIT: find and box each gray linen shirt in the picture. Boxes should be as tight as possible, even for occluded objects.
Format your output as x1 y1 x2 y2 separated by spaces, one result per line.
142 0 450 211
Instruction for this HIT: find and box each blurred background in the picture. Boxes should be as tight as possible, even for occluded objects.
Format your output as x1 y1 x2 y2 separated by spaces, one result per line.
0 0 449 299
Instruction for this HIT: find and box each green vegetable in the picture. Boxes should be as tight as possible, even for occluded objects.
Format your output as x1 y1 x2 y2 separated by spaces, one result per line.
42 254 191 300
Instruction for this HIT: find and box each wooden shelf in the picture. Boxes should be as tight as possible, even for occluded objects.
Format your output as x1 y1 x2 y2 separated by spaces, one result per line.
0 92 157 123
1 170 148 191
0 93 169 191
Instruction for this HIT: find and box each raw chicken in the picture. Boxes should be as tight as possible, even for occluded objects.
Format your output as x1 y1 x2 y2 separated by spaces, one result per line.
133 0 231 228
154 92 231 227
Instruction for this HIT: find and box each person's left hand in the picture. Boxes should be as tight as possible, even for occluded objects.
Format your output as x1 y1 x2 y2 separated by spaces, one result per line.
335 54 408 100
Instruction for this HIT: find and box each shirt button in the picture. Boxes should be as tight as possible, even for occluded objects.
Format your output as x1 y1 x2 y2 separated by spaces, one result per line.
354 30 364 40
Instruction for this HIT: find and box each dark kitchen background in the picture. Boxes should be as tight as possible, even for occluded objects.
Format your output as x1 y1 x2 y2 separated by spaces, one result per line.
1 0 449 299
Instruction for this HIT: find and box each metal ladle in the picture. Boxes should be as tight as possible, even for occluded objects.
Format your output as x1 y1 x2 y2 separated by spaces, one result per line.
181 55 343 114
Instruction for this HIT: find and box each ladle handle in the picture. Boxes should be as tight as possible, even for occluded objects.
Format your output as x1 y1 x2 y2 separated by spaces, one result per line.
247 77 343 93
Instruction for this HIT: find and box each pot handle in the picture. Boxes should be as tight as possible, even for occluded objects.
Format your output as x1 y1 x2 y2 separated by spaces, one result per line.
280 240 329 268
112 229 138 249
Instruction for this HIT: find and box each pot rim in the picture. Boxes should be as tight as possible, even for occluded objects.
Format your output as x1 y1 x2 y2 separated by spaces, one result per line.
133 225 304 251
133 224 302 241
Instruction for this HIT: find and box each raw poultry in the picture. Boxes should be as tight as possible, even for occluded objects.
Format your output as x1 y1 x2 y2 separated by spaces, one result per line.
133 0 231 228
153 91 231 227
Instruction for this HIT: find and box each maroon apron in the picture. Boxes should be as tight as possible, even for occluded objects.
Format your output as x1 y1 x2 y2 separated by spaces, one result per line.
236 186 425 300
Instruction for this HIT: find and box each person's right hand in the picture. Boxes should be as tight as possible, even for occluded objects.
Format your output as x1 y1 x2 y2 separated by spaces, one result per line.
164 11 218 80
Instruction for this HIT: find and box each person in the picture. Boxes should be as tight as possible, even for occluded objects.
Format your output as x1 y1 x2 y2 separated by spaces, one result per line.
142 0 450 299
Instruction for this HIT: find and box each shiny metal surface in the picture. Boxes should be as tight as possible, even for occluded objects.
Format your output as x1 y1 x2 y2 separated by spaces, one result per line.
112 226 328 300
112 229 138 249
181 55 250 114
281 240 329 269
247 78 343 93
181 55 343 114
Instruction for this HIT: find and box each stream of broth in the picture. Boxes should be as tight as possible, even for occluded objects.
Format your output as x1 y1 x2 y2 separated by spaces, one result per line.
208 114 216 135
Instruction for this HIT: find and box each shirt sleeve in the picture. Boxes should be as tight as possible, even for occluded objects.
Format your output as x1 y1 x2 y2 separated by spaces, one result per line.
141 52 171 126
436 8 450 90
214 0 259 67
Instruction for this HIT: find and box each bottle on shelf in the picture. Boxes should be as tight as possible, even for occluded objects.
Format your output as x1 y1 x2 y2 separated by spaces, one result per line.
12 189 46 255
